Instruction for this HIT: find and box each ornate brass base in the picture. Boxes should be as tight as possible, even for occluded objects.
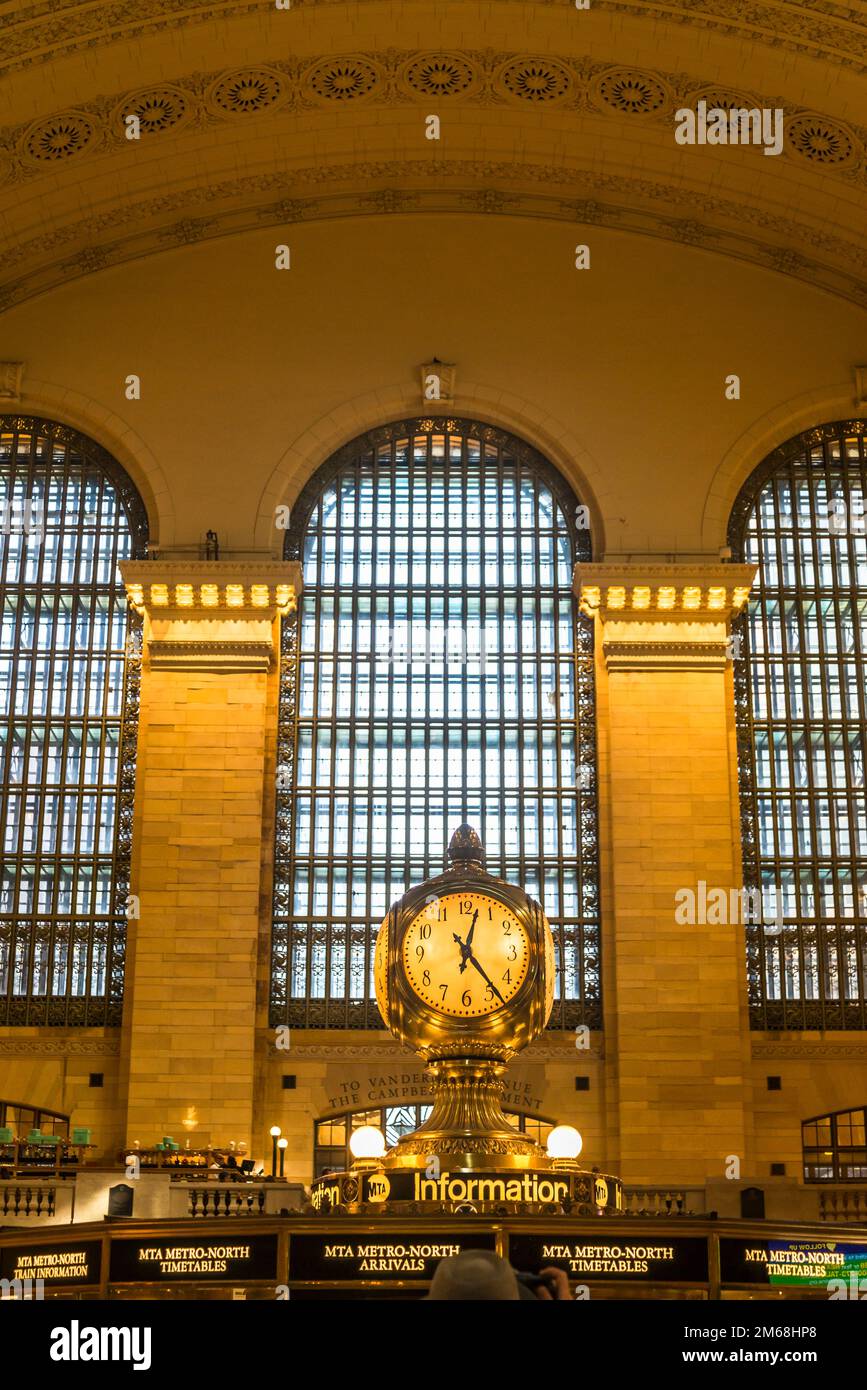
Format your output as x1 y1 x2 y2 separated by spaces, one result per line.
385 1056 548 1172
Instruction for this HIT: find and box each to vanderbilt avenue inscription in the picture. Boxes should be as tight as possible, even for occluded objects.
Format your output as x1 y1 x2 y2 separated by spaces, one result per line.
326 1070 543 1113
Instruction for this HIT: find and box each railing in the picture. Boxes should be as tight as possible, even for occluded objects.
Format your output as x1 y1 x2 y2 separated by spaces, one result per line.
0 1183 57 1219
621 1187 706 1217
167 1179 306 1219
187 1187 267 1218
817 1188 867 1223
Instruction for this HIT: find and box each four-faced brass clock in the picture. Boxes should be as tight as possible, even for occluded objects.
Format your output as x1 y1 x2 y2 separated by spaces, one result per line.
375 824 555 1063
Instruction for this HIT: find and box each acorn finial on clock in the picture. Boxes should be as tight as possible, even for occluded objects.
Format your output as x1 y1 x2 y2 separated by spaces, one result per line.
447 822 485 867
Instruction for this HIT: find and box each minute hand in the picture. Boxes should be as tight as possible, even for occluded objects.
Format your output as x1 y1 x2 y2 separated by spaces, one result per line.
466 952 506 1006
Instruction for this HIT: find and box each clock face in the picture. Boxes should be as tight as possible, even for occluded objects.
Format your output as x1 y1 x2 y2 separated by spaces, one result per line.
402 890 530 1018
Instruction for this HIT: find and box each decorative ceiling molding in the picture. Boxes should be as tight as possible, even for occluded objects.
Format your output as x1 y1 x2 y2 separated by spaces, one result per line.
1 1 866 80
1 159 865 317
1 52 864 191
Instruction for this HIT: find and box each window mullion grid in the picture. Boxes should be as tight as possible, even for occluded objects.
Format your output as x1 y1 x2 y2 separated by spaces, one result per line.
817 438 845 1025
274 421 600 1030
424 432 434 884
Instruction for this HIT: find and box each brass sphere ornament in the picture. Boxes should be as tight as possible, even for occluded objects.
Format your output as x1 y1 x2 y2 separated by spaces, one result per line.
374 824 556 1170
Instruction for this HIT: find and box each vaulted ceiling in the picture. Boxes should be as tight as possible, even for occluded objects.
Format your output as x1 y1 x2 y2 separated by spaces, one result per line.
1 2 865 556
1 0 866 312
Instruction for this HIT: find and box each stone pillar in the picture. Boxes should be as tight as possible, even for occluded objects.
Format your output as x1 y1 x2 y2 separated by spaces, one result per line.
576 561 757 1187
117 561 300 1150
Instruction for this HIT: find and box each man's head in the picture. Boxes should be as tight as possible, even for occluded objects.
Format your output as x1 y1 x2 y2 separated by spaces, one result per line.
427 1250 521 1301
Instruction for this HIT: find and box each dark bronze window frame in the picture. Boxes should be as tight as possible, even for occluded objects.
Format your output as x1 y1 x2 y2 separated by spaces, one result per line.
272 416 600 1030
0 415 148 1026
728 419 867 1029
802 1104 867 1182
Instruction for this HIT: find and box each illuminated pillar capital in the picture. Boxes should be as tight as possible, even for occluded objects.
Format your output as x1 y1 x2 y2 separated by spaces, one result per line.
120 560 302 672
574 560 757 671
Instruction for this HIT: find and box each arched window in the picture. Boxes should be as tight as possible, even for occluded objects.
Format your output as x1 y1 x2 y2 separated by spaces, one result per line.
729 420 867 1029
271 419 599 1029
0 417 147 1026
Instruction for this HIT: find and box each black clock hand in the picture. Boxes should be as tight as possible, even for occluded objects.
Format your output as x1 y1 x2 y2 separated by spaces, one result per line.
461 911 479 971
466 951 506 1006
452 939 475 973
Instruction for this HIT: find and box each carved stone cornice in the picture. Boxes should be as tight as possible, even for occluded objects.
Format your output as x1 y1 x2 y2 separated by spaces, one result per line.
752 1041 867 1059
121 560 301 618
0 1036 121 1055
575 560 757 670
147 639 276 672
120 559 301 674
267 1038 603 1061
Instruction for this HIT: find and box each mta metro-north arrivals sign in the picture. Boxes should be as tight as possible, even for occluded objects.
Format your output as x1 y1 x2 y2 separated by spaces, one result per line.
288 1231 497 1280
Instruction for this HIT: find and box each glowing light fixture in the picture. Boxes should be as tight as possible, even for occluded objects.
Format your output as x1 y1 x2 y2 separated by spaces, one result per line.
657 586 676 610
349 1125 386 1163
175 584 194 607
275 583 294 613
582 585 601 611
200 584 219 607
707 586 726 610
226 584 245 608
632 586 651 609
250 584 270 608
606 586 626 609
682 586 701 610
150 584 169 606
546 1125 583 1170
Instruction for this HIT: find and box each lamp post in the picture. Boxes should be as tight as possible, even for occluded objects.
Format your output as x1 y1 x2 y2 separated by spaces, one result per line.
277 1137 288 1178
269 1125 281 1178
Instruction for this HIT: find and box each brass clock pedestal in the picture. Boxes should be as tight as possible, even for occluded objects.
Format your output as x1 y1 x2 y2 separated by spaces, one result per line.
385 1057 545 1171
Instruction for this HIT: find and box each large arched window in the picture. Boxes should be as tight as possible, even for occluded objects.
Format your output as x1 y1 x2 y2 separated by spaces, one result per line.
271 419 599 1029
0 417 147 1026
729 420 867 1029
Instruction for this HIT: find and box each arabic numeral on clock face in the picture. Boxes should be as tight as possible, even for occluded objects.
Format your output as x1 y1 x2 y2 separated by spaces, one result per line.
422 969 430 987
419 923 431 939
439 983 448 1000
415 945 424 960
460 899 473 913
502 920 512 934
507 943 517 960
461 990 471 1008
503 968 512 984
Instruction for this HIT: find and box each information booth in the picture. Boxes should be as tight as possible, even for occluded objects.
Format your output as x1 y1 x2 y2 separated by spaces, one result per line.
2 1216 864 1300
